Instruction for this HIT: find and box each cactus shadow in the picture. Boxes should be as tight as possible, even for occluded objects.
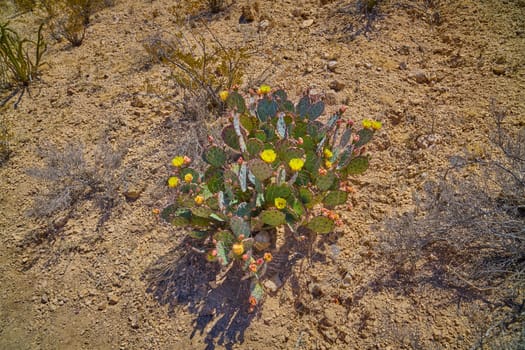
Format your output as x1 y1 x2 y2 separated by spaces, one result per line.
144 237 256 349
144 231 319 349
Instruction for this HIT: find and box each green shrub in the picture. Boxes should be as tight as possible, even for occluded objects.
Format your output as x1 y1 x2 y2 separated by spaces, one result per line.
160 87 381 310
143 29 248 116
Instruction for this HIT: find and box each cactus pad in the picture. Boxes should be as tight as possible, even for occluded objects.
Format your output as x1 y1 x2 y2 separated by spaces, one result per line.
260 209 286 226
222 125 241 151
250 281 265 303
344 156 369 175
354 128 374 148
204 168 224 193
214 230 235 247
316 172 336 191
247 138 264 157
257 98 278 122
248 159 273 181
216 241 229 266
171 216 190 226
203 147 227 168
226 91 246 114
240 114 258 133
230 216 251 238
306 216 335 234
323 190 348 208
191 207 213 218
265 184 291 204
189 230 208 239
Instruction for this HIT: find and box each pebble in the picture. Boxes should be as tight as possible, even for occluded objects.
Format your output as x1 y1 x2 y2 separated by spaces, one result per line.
258 19 270 31
41 293 49 304
327 60 337 72
492 66 506 75
329 80 345 92
107 293 120 305
263 274 283 293
409 69 429 84
300 19 314 28
309 283 323 298
129 315 140 329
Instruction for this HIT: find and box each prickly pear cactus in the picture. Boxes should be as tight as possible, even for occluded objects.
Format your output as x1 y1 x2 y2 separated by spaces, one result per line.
160 86 381 311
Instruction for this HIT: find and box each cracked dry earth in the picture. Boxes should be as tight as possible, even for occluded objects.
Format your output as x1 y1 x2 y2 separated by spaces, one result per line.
1 0 524 349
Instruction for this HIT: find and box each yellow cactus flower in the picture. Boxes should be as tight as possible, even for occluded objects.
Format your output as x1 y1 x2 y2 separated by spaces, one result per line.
184 173 193 183
260 149 277 163
232 243 244 256
194 195 204 205
371 120 382 130
219 90 229 102
171 156 184 167
274 197 287 209
362 119 373 129
258 84 271 94
288 158 305 172
323 148 333 159
263 252 272 262
167 176 179 188
325 160 332 169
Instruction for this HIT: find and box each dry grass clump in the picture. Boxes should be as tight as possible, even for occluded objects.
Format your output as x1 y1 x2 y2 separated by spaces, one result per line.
41 0 114 46
377 100 524 347
27 137 127 239
143 28 248 120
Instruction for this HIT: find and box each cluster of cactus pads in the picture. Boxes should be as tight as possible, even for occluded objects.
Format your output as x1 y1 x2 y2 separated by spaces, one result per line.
161 87 380 310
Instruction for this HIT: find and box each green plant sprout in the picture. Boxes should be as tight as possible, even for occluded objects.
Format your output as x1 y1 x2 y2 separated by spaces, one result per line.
0 21 46 107
160 86 381 311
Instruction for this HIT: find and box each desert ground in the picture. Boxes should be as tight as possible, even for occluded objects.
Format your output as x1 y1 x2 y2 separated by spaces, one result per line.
1 0 524 349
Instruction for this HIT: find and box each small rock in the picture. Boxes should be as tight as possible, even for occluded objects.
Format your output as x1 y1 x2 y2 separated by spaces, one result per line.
492 66 506 75
399 62 407 70
123 186 143 201
263 274 283 293
239 5 256 24
130 97 145 108
129 315 140 329
329 80 345 92
291 8 303 17
97 302 106 311
309 283 323 298
300 19 314 29
107 293 120 305
258 19 270 31
41 294 49 304
409 69 429 84
327 60 337 72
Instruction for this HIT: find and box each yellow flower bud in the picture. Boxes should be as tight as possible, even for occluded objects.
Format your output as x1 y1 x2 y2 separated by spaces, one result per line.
194 195 204 205
167 176 179 188
371 120 382 130
260 149 277 163
232 243 244 256
323 148 333 159
219 90 229 102
325 160 332 169
288 158 305 172
171 156 184 167
274 197 287 209
362 119 373 129
258 84 271 94
184 173 193 183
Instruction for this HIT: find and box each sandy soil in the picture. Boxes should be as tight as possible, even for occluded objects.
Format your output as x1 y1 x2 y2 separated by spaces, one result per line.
1 0 524 349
